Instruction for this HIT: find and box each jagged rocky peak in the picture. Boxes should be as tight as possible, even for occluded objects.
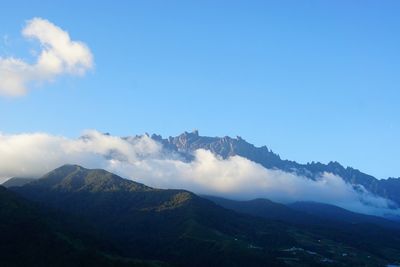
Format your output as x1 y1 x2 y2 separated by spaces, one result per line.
131 130 400 208
147 130 278 161
325 161 346 172
176 130 200 145
151 133 163 141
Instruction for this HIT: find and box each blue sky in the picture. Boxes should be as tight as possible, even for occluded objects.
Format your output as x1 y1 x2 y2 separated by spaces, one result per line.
0 0 399 179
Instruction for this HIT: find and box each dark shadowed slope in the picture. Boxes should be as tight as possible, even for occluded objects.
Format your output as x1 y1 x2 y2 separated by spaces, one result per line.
13 165 292 267
205 195 400 229
205 195 400 266
203 195 309 224
0 185 168 267
289 201 400 229
2 177 35 188
11 165 400 267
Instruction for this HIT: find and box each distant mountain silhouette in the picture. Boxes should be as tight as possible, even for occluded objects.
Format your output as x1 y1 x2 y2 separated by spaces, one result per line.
204 195 400 229
203 195 308 224
151 131 400 207
289 201 400 228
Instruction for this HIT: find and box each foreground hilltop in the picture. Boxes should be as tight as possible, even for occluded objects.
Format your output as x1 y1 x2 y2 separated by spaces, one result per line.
5 164 400 266
0 184 165 267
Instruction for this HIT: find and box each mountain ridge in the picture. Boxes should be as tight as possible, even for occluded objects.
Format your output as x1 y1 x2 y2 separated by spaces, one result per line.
28 164 151 193
2 177 35 188
10 164 400 266
12 164 294 266
147 131 400 207
204 195 400 230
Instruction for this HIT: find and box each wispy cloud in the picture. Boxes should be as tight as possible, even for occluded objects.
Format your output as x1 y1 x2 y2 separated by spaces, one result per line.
0 18 93 97
0 130 397 216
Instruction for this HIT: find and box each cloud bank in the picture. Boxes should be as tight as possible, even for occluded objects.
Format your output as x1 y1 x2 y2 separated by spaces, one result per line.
0 18 93 96
0 130 397 216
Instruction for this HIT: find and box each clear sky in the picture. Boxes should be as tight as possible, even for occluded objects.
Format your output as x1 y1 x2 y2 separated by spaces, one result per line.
0 0 399 179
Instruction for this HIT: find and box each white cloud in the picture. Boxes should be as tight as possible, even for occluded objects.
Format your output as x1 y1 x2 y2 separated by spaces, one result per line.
0 130 397 216
0 18 93 97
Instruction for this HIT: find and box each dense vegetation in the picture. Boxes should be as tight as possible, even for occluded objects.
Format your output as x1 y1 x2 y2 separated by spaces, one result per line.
3 164 400 266
0 186 167 267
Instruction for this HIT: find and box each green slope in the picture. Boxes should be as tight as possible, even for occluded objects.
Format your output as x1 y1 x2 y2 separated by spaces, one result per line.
0 185 168 267
2 177 35 188
13 165 294 266
11 165 400 267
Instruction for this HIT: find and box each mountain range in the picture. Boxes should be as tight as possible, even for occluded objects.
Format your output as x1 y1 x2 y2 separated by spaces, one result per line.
3 164 400 266
5 130 398 215
149 131 400 208
3 131 400 266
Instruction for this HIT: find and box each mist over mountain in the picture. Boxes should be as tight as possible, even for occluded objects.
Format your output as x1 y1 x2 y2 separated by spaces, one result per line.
1 130 399 217
11 165 292 266
3 3 400 266
152 131 400 208
8 165 400 266
154 130 400 203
